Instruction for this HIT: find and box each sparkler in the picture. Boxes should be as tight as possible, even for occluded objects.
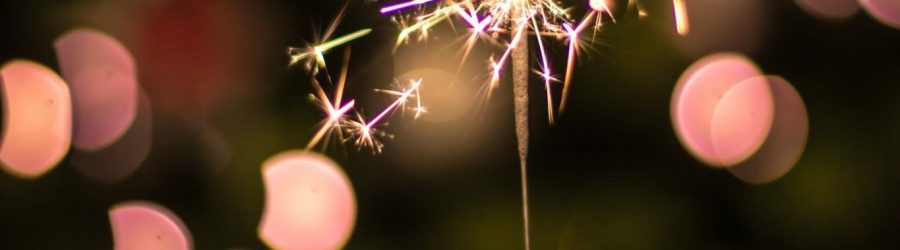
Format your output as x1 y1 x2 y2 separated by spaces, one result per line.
288 0 691 247
381 0 690 248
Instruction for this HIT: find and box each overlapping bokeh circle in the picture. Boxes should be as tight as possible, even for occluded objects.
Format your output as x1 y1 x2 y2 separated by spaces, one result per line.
672 52 809 184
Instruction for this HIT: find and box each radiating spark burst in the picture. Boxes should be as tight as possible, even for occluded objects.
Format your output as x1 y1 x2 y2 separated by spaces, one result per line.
288 28 371 75
293 4 427 154
385 0 618 122
301 54 427 153
381 0 689 249
287 2 371 75
384 0 689 117
298 49 428 154
344 79 424 154
305 49 355 151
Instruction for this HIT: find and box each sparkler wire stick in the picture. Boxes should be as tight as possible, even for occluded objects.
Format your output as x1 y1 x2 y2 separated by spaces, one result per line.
511 4 531 250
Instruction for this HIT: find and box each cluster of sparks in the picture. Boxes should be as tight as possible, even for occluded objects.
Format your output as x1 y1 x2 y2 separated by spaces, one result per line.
289 0 690 152
289 6 426 154
288 1 691 249
383 0 689 123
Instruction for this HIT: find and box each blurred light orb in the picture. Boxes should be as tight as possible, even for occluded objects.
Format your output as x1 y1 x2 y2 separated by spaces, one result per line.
258 151 356 250
794 0 860 20
396 68 470 123
728 76 808 184
671 53 767 167
0 60 72 179
709 77 774 166
109 201 192 250
55 28 139 151
54 28 136 76
860 0 900 29
71 91 152 184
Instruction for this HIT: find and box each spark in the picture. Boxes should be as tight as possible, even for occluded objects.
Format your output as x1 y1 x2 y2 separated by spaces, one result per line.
673 0 690 36
305 49 356 150
628 0 649 19
381 0 436 13
559 11 595 114
289 29 372 74
530 14 556 124
346 79 423 153
291 5 426 153
301 58 426 153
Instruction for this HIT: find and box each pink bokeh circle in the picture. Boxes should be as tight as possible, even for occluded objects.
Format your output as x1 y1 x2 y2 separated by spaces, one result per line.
109 201 192 250
671 53 769 167
0 60 72 179
258 151 356 250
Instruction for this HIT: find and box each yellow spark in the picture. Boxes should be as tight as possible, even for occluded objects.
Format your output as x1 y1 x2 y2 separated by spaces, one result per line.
289 29 372 72
559 11 596 114
673 0 690 36
305 49 356 150
318 29 372 53
530 15 555 124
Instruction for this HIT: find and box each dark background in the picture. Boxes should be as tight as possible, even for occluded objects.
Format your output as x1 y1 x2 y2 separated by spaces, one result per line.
1 0 899 249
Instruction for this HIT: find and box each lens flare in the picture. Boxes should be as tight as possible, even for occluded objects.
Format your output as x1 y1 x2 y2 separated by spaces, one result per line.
109 201 192 250
258 151 356 250
0 60 72 179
